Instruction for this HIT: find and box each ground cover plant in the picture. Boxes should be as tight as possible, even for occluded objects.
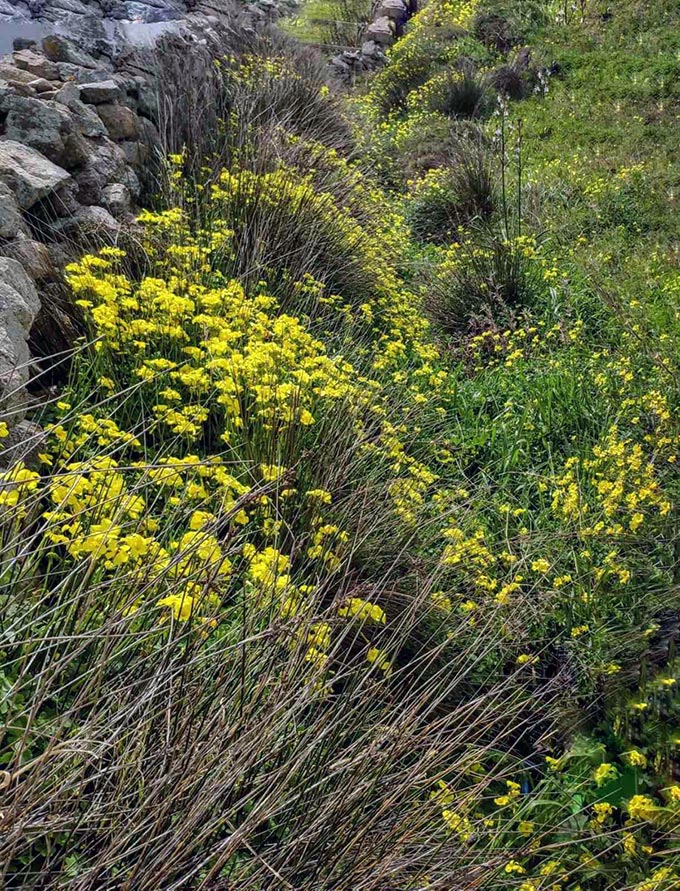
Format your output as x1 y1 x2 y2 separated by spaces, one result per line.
2 1 680 888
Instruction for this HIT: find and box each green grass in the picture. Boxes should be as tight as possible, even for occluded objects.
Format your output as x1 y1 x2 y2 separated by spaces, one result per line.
2 2 680 888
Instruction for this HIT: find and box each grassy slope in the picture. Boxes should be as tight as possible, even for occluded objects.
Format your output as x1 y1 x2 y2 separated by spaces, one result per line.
355 0 680 881
1 2 680 888
520 0 680 310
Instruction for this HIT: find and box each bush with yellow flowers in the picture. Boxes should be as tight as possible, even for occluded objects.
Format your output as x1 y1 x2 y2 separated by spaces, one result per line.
3 0 680 887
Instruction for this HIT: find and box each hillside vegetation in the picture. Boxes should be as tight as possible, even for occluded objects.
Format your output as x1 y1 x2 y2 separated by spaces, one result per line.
1 1 680 888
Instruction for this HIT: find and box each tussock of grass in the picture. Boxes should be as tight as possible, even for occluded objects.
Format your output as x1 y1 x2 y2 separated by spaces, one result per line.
2 1 680 888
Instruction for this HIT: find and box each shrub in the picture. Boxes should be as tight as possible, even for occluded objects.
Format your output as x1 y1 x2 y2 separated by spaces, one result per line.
490 62 533 99
406 133 497 243
0 192 538 889
427 229 550 333
473 10 520 53
155 23 353 183
192 164 393 315
368 0 488 114
422 63 491 120
473 0 549 52
392 113 456 181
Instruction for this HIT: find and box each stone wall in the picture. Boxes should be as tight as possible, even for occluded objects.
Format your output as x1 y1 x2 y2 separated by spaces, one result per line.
329 0 416 83
0 0 290 458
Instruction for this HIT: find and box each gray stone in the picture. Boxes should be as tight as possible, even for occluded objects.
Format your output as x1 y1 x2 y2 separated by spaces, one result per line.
96 102 140 140
330 55 352 76
13 48 60 81
54 83 108 137
364 16 395 46
79 79 122 104
0 258 40 331
120 166 140 200
1 236 56 281
56 64 116 84
50 0 97 14
2 95 73 166
0 63 41 87
53 81 80 104
74 139 127 205
101 182 131 217
138 115 160 147
56 62 93 83
54 204 120 240
376 0 407 21
0 420 46 470
0 141 71 209
51 13 116 58
362 41 381 57
27 77 56 93
133 77 158 120
13 38 38 52
60 131 95 171
121 139 143 165
0 77 35 98
0 257 41 417
0 184 28 240
42 35 98 69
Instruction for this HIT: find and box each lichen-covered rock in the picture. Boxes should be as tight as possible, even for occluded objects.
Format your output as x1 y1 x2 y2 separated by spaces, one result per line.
42 35 98 69
13 48 60 81
0 257 40 418
0 236 57 282
0 419 46 469
0 63 42 88
101 182 131 217
56 62 112 83
54 83 108 137
0 184 28 240
365 16 395 46
53 204 120 241
74 138 128 205
376 0 408 23
2 94 73 166
96 102 140 140
28 76 58 94
0 141 71 209
79 80 122 104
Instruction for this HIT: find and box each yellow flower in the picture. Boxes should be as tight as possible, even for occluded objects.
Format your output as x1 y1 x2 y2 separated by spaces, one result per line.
366 646 391 673
442 809 472 841
623 750 647 769
339 597 386 624
157 591 195 621
260 463 286 482
306 488 332 504
593 762 618 786
505 860 525 875
592 802 614 824
531 558 550 573
627 794 657 822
